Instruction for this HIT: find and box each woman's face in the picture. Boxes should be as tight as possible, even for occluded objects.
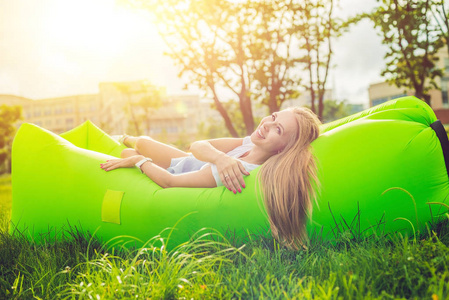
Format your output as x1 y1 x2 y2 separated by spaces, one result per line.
251 110 298 155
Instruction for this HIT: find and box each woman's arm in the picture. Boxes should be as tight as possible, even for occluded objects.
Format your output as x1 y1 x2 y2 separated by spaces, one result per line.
101 155 219 189
139 156 218 188
189 138 244 162
190 138 250 192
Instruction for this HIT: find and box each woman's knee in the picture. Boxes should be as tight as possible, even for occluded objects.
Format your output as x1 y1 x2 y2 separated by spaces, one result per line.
121 148 139 158
135 137 154 152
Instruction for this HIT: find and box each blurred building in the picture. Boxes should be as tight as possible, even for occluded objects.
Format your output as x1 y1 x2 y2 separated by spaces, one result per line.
368 46 449 123
0 80 218 143
0 94 100 133
98 81 218 142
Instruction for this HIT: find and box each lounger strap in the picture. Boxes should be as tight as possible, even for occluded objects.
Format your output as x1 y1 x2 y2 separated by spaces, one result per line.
430 120 449 179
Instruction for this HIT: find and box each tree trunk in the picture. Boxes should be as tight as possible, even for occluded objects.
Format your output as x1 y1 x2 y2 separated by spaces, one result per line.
420 93 431 106
318 93 324 121
414 89 431 106
423 94 431 106
268 81 282 114
127 97 141 136
217 99 239 137
240 93 254 136
209 82 239 137
310 88 316 114
268 96 279 114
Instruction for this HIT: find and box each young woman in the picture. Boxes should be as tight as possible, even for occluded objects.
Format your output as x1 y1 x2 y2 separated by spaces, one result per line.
100 107 321 249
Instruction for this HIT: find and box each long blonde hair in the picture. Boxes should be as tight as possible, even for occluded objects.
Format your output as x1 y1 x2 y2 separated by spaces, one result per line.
256 107 321 250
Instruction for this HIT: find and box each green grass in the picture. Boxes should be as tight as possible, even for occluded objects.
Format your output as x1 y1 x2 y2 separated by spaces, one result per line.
0 174 11 232
2 175 449 299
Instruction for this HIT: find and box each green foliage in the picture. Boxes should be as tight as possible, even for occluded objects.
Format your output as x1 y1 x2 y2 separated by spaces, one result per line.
0 174 11 230
197 119 229 140
114 81 164 136
59 230 242 299
365 0 443 105
322 99 352 123
131 0 346 136
432 0 449 59
0 105 22 173
133 86 164 136
171 129 191 151
197 101 265 140
295 0 347 120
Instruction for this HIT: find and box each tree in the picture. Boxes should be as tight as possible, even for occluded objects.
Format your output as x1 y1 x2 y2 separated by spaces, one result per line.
0 105 22 173
367 0 443 105
133 84 163 135
431 0 449 57
198 99 253 139
131 0 343 136
294 0 344 120
114 82 143 135
249 0 303 115
138 0 252 137
114 81 163 136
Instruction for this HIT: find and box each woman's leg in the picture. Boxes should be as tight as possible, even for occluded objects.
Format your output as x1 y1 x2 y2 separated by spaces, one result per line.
121 136 189 169
123 136 138 148
121 148 140 158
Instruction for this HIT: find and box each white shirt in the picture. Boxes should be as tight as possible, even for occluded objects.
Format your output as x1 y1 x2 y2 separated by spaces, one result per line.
207 136 260 186
167 136 260 187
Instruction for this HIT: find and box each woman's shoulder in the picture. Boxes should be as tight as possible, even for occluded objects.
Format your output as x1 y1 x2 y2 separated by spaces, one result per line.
242 136 253 145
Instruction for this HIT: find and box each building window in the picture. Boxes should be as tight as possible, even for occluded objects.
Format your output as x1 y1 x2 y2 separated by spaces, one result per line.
167 126 178 133
65 106 73 113
55 107 63 114
392 93 407 100
443 91 448 106
151 127 162 134
66 118 74 125
34 110 41 117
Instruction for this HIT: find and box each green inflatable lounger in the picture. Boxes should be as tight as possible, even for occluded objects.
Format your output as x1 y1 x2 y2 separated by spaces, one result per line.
9 96 449 247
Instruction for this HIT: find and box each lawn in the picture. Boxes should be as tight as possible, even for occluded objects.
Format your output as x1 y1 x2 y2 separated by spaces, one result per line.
0 174 11 232
1 174 449 299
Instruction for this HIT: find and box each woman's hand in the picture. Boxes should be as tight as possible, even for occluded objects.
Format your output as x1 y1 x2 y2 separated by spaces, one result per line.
100 155 144 172
214 153 250 193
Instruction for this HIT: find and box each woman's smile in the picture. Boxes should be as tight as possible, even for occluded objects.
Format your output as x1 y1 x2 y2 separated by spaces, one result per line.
257 128 265 139
250 110 299 156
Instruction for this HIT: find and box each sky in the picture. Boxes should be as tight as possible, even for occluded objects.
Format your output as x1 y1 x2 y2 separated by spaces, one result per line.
0 0 384 105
